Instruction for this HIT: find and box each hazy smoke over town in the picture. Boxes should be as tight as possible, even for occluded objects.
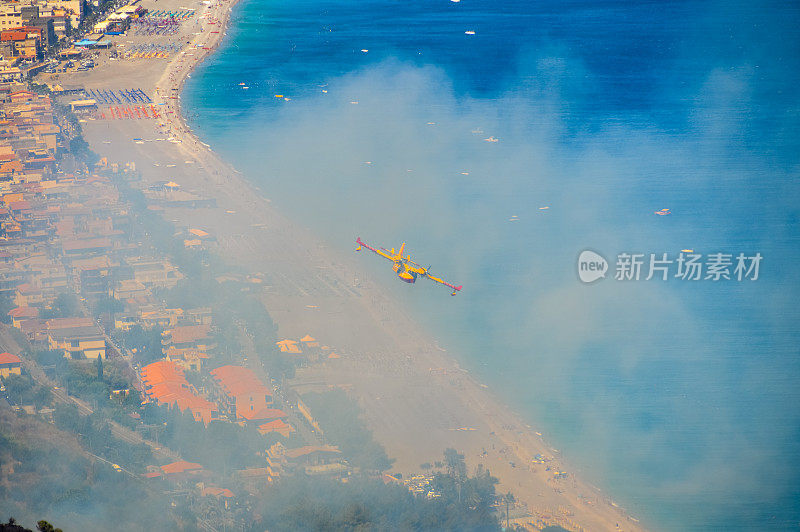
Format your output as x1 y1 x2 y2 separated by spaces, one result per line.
215 21 800 524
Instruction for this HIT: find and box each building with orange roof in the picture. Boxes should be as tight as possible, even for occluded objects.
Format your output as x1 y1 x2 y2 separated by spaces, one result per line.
201 486 234 499
0 27 43 60
257 418 294 438
300 334 320 347
275 339 302 354
265 442 342 480
0 352 21 378
285 445 342 464
200 485 235 509
141 360 217 424
236 406 286 423
8 305 37 327
161 460 203 475
158 460 205 482
209 364 274 422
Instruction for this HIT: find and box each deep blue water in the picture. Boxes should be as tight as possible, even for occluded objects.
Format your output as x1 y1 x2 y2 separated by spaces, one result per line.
184 1 800 529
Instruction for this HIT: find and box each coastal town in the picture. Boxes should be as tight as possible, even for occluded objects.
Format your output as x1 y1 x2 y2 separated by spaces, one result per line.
0 0 647 531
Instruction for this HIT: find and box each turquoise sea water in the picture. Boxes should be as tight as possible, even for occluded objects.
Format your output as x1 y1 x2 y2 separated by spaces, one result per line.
183 1 800 529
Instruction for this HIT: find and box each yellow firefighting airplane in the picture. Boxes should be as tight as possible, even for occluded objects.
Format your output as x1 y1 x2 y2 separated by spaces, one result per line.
356 237 463 295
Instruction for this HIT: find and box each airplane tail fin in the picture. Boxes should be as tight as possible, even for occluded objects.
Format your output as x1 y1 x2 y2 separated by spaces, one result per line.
398 242 405 258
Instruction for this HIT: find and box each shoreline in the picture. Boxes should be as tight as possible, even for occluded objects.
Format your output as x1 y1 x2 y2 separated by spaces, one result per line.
49 0 649 529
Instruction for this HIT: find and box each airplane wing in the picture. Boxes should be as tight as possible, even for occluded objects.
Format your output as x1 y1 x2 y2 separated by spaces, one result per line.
356 237 395 261
423 271 463 295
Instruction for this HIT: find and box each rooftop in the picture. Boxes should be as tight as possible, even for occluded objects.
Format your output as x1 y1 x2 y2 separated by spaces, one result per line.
0 352 21 365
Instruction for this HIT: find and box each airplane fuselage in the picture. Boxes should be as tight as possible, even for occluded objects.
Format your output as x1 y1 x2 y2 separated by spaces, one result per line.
393 261 418 283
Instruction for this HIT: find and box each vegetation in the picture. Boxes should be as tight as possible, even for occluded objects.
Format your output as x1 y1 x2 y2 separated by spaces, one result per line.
432 451 498 528
53 404 151 469
140 404 266 473
0 407 174 531
302 389 393 472
0 293 15 324
68 137 96 164
116 325 164 365
0 518 62 532
94 296 124 318
2 374 51 410
60 359 138 409
115 177 289 378
250 449 500 531
37 293 79 320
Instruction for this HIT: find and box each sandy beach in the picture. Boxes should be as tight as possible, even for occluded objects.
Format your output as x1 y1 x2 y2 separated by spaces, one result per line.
44 1 648 529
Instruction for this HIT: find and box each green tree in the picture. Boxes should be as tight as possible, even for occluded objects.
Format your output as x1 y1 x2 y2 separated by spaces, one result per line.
32 387 52 410
1 374 49 408
53 292 78 317
3 374 34 403
96 296 123 317
68 136 97 164
444 447 467 481
36 520 62 532
0 293 15 323
504 491 516 529
301 390 393 471
120 325 163 364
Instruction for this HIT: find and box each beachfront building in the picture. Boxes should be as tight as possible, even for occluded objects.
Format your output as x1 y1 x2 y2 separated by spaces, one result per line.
92 3 144 35
265 442 343 480
300 334 319 347
275 338 301 354
67 98 96 113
